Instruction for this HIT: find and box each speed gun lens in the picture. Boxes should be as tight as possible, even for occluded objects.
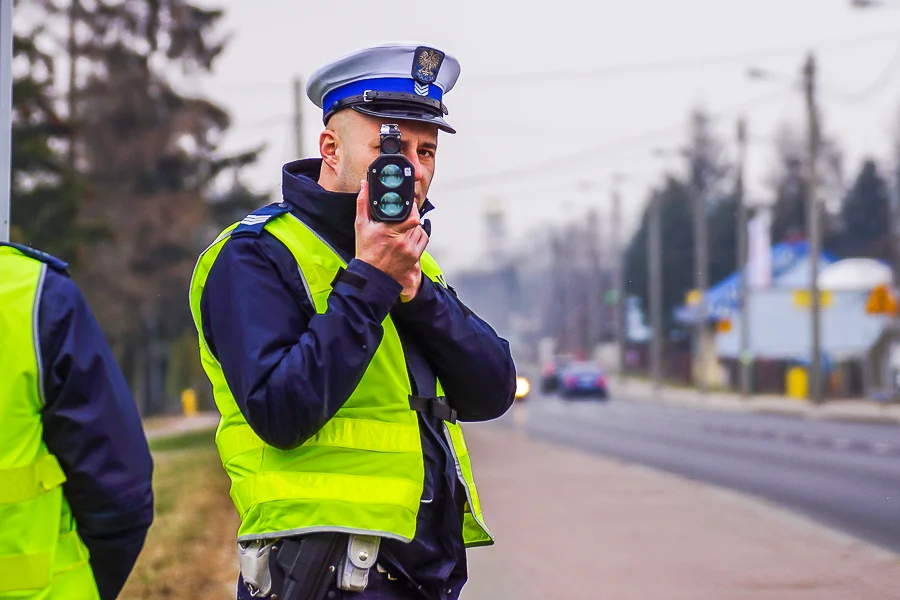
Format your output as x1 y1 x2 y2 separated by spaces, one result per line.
379 192 404 217
379 164 404 189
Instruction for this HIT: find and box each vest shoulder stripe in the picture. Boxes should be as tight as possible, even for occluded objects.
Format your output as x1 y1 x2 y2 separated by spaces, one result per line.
231 203 293 238
0 242 68 274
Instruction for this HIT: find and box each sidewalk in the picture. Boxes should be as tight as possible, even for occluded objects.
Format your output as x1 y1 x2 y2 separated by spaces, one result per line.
460 417 900 600
142 412 219 439
611 377 900 426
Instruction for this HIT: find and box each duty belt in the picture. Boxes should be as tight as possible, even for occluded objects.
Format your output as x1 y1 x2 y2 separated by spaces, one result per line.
408 395 457 424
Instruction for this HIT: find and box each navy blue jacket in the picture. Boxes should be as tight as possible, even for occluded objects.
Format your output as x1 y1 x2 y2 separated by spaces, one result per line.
9 245 155 600
200 159 516 600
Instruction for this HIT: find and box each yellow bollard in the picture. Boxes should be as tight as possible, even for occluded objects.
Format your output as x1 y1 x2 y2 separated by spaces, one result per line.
181 388 198 416
785 367 808 400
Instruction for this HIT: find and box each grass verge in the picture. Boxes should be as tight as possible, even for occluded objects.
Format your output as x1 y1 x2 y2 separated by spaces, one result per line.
121 428 239 599
147 428 216 453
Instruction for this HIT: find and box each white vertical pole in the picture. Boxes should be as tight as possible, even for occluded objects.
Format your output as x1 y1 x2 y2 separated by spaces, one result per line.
0 0 13 242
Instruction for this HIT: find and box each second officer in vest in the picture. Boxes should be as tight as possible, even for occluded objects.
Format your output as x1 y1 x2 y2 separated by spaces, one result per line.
0 243 154 600
190 43 516 600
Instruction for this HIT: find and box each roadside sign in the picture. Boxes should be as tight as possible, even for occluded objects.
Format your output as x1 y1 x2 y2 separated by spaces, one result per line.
792 290 832 309
686 289 702 306
865 283 898 316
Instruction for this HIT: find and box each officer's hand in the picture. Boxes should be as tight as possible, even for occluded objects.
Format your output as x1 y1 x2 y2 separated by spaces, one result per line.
398 260 423 303
355 180 428 299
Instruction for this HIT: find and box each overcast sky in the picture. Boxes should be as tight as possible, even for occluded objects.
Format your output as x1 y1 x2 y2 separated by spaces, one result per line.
176 0 900 273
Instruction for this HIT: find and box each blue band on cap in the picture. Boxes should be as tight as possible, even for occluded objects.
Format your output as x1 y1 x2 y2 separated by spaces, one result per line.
322 77 443 114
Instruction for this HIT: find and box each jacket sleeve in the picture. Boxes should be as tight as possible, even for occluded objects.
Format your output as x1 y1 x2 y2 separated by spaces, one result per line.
38 269 154 600
391 278 516 421
200 234 402 450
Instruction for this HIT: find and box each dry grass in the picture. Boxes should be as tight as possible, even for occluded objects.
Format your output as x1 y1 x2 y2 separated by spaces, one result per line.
121 432 240 600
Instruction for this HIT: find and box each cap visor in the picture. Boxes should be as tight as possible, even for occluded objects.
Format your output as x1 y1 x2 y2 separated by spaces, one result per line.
351 105 456 134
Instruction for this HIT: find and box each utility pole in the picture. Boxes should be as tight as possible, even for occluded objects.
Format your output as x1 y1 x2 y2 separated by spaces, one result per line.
293 76 304 157
881 162 900 402
0 0 12 242
804 53 824 404
692 154 709 395
611 175 627 382
67 0 78 171
892 165 900 292
648 190 664 389
736 117 751 398
889 163 900 401
585 209 603 356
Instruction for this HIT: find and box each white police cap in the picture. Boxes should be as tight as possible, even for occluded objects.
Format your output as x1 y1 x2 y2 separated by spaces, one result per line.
307 42 461 134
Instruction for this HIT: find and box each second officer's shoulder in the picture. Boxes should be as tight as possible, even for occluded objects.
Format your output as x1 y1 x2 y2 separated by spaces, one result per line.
0 241 70 274
230 202 294 239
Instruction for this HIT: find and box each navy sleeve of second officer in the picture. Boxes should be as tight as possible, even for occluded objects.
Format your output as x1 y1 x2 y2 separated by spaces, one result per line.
38 265 155 600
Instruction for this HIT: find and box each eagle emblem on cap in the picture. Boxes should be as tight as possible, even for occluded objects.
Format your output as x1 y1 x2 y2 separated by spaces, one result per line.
412 46 445 85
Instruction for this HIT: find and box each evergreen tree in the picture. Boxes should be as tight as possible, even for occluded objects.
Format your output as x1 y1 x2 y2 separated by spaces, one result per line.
625 177 695 331
832 159 891 261
767 123 841 245
24 0 264 412
9 32 97 258
707 191 739 286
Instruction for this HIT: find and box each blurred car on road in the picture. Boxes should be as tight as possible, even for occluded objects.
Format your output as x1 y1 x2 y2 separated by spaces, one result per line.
559 361 609 399
540 354 574 393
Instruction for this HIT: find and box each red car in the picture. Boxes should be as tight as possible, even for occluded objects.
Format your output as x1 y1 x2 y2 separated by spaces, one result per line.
540 355 573 393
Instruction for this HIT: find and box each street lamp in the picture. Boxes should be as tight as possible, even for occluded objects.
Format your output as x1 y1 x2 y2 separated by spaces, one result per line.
851 0 900 9
576 175 630 380
645 183 664 390
747 55 824 404
745 66 802 88
610 173 628 383
645 149 682 390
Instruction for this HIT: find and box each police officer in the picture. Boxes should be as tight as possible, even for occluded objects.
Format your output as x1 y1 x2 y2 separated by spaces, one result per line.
189 43 516 600
0 242 154 599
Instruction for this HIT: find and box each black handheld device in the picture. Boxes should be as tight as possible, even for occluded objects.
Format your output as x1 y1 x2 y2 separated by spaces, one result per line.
366 124 415 223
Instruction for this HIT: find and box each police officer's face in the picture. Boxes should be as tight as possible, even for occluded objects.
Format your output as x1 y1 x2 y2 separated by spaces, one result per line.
322 111 438 208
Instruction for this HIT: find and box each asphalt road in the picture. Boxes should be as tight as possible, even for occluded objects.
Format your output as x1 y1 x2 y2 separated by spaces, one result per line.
505 387 900 554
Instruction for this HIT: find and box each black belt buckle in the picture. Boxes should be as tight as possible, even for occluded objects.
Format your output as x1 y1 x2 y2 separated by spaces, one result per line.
409 395 457 424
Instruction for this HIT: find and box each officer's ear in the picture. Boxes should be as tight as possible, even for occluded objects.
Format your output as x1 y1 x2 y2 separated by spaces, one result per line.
320 128 340 169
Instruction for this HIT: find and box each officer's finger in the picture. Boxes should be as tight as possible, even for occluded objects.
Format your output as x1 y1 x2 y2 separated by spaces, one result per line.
410 224 429 257
392 202 421 233
355 180 371 223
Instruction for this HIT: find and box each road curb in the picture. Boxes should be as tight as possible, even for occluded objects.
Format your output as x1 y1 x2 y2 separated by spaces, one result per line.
614 383 900 426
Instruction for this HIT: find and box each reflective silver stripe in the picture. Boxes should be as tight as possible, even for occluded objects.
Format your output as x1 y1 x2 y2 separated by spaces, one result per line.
296 265 313 309
236 524 409 544
442 423 492 538
286 213 342 308
32 264 47 406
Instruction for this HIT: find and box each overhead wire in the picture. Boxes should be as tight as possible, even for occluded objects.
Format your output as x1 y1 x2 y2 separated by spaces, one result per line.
823 40 900 104
464 30 900 85
202 29 900 94
441 88 791 190
219 29 900 192
443 35 900 192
